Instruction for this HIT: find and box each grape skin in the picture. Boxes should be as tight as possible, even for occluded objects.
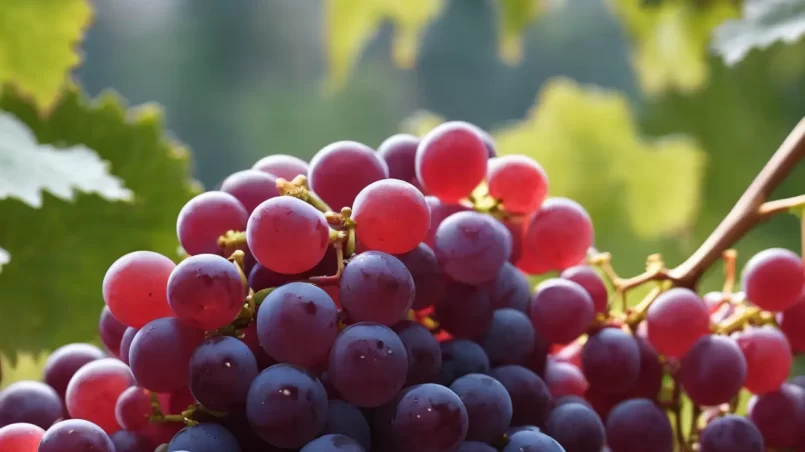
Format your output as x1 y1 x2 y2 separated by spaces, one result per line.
699 414 764 452
434 211 511 284
389 383 469 452
246 196 330 275
168 423 241 452
0 423 45 452
38 419 115 452
114 386 151 431
747 383 805 448
110 429 152 452
415 121 488 203
339 251 414 326
529 279 595 345
220 169 280 214
395 243 445 310
435 282 494 340
736 325 792 394
459 441 497 452
491 365 553 428
544 359 589 398
487 155 549 213
424 196 471 248
353 179 430 254
176 191 249 256
328 323 408 407
439 339 491 386
480 308 536 365
253 154 309 180
646 287 710 358
517 197 593 275
301 434 365 452
102 250 176 328
120 326 138 365
309 141 389 210
0 381 63 430
545 402 606 452
679 335 747 406
322 400 372 451
741 248 805 312
581 328 640 395
167 253 245 330
393 320 443 385
776 295 805 352
43 343 106 399
99 306 128 358
483 261 531 313
450 373 513 443
502 430 566 452
66 358 135 434
377 133 419 184
129 317 205 393
189 336 259 412
606 398 673 452
560 265 608 313
246 364 328 448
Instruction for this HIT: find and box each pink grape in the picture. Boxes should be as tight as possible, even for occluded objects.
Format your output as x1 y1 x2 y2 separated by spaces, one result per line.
377 134 419 184
517 197 594 275
487 155 548 213
742 248 805 311
678 335 746 406
0 423 45 452
129 317 205 392
102 250 176 328
43 343 106 400
65 358 135 434
544 360 589 398
736 326 792 394
560 265 608 313
176 191 249 256
220 169 280 214
98 306 127 358
748 383 805 448
778 295 805 352
114 386 151 431
246 196 330 275
252 154 309 180
308 141 388 210
353 179 430 254
646 288 710 358
416 122 488 202
529 279 594 345
167 253 245 330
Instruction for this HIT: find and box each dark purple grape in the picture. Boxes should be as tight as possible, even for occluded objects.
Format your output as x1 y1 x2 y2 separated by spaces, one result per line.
507 425 541 436
581 328 640 395
392 320 442 385
450 373 512 443
679 335 746 406
120 327 137 365
483 262 531 312
168 423 241 452
490 365 552 428
389 383 469 452
248 263 296 291
378 134 419 183
606 398 672 452
434 211 511 284
553 394 592 409
110 429 151 452
440 339 491 386
0 381 62 429
339 251 414 326
747 383 805 448
301 433 365 451
480 308 535 365
322 400 371 450
99 306 127 357
129 317 205 393
699 414 764 452
189 336 259 412
545 402 606 452
38 419 115 452
435 282 493 339
43 343 106 399
529 279 594 345
246 364 328 448
328 323 408 407
459 441 497 452
560 265 608 313
220 169 280 214
424 197 471 248
394 243 445 310
502 430 565 452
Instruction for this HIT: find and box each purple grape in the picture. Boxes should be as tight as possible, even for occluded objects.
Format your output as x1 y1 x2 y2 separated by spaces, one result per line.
582 328 640 395
606 398 672 452
560 265 608 313
0 381 62 429
168 423 241 452
309 141 389 210
424 197 471 248
38 419 114 452
507 425 541 436
440 339 490 386
389 383 469 452
434 211 511 284
747 383 805 448
301 434 365 451
392 320 442 385
490 365 552 428
459 442 497 452
339 251 414 326
679 335 746 406
189 336 259 412
545 402 606 452
248 263 297 291
110 429 152 452
220 169 280 214
246 364 328 448
176 191 249 256
480 309 535 365
43 343 106 399
120 327 137 365
257 282 339 367
322 400 372 450
394 243 445 310
129 317 205 392
377 134 419 183
483 262 531 312
529 279 595 345
435 282 494 339
99 306 127 357
502 430 565 452
699 414 764 452
328 323 408 407
450 373 512 443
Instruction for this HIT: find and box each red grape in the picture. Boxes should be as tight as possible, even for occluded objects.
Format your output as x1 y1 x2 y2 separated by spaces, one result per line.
778 295 805 352
252 154 309 180
742 248 805 311
416 122 487 202
308 141 388 210
66 358 135 433
395 243 445 310
678 335 746 406
38 419 115 452
581 328 640 395
560 265 608 313
220 169 280 214
748 383 805 448
434 211 511 284
646 287 709 358
246 196 330 275
43 343 106 399
114 386 151 431
98 306 127 357
102 251 176 328
529 279 594 345
129 317 205 392
176 191 249 256
353 179 430 254
487 155 548 213
377 133 419 184
0 423 45 452
544 359 589 398
736 325 792 394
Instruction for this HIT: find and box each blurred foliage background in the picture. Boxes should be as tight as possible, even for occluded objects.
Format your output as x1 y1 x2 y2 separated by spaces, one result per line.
2 0 805 381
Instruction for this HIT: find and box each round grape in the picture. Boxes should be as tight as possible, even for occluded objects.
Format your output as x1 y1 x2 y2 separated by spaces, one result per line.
392 320 442 385
747 383 805 448
0 423 45 452
114 386 151 431
377 133 419 184
66 358 134 433
646 287 710 358
459 441 497 452
309 141 388 210
38 419 115 452
322 400 372 450
529 278 595 345
176 191 249 256
301 434 365 452
424 196 471 248
628 335 663 400
119 326 137 365
435 282 494 339
110 429 152 452
99 306 127 358
545 402 605 452
736 325 792 394
390 383 469 452
679 335 746 406
395 243 445 310
221 169 280 214
247 196 330 275
502 430 565 452
777 295 805 352
189 336 258 412
699 414 764 452
168 423 241 452
43 343 106 399
544 359 589 398
253 154 309 180
416 122 487 202
487 155 548 213
339 251 414 326
129 317 205 392
0 381 62 429
742 248 805 311
606 398 672 452
450 374 512 443
102 250 176 328
353 179 430 254
481 309 535 365
440 339 491 386
560 265 608 313
483 262 531 313
582 328 640 395
490 365 552 428
434 211 511 284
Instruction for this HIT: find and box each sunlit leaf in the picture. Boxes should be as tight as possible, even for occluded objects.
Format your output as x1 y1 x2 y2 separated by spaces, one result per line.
0 351 49 388
0 0 92 111
712 0 805 66
498 0 546 64
385 0 444 69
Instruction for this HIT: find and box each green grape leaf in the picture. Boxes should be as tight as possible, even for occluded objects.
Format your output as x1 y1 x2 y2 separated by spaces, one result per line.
713 0 805 66
498 0 546 63
0 0 92 111
0 351 49 388
0 112 133 208
610 0 739 95
0 85 199 356
493 78 706 239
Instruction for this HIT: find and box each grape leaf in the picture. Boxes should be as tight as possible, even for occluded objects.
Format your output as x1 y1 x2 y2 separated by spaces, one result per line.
0 0 92 111
712 0 805 66
0 113 133 208
492 78 705 239
610 0 738 95
498 0 546 63
0 85 199 356
0 352 48 388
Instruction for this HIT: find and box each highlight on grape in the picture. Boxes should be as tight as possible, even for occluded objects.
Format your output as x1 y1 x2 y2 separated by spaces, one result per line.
4 120 805 452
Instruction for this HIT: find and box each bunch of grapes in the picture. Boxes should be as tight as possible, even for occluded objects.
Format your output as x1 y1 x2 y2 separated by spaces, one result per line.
0 121 803 452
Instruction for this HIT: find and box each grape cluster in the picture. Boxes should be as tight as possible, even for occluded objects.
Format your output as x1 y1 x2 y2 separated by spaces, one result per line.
1 121 805 452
